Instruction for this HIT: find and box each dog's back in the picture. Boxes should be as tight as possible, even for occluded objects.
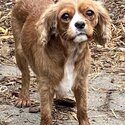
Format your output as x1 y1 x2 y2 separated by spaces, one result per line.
11 0 53 54
12 0 53 33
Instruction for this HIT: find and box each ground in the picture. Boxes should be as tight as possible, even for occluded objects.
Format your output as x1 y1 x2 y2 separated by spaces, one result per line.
0 0 125 125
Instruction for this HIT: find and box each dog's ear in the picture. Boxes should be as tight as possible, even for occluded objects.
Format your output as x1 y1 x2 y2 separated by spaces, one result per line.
94 1 112 46
36 4 58 46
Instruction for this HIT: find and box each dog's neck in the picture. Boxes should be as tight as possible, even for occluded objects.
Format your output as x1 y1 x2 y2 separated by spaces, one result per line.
58 35 88 58
46 35 89 66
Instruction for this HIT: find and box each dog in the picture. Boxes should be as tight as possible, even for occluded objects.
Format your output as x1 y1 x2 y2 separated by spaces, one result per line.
11 0 111 125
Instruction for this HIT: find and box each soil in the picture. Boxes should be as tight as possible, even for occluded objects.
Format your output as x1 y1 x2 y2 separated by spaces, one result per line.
0 0 125 125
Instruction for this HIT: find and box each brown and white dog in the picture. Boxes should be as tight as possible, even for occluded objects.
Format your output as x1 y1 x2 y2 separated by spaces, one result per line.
11 0 111 125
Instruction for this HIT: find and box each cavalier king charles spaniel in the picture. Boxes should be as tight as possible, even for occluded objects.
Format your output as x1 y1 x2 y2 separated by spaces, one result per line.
11 0 111 125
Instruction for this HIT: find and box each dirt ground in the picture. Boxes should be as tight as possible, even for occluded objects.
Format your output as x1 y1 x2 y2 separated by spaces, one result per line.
0 0 125 125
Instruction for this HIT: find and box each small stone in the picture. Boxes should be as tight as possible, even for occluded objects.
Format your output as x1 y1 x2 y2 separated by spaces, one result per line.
111 78 115 83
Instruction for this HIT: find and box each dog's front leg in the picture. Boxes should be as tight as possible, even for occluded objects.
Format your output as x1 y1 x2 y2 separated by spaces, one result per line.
73 76 90 125
38 78 55 125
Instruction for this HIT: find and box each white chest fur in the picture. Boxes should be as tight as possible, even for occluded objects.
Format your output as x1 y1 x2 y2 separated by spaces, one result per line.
56 48 78 99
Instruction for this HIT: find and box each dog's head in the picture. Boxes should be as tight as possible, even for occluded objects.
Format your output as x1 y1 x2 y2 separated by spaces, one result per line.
36 0 111 46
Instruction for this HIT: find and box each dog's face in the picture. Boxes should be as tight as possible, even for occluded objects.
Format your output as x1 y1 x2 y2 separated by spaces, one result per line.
37 0 111 46
57 0 98 43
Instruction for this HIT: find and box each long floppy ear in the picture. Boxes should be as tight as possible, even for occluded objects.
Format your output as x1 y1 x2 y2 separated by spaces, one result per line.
36 4 58 46
94 1 112 46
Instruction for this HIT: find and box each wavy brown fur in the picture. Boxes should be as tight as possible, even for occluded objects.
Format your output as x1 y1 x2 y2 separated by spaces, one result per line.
11 0 111 125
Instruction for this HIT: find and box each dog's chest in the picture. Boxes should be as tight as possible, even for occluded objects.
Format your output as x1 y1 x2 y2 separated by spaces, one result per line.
57 48 78 99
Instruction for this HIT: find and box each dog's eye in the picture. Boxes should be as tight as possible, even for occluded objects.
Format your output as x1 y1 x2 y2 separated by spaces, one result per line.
61 13 70 21
86 10 94 16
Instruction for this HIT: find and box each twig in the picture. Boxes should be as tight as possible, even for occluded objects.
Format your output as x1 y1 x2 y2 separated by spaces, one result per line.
0 35 13 39
111 109 118 119
90 115 106 118
121 23 125 32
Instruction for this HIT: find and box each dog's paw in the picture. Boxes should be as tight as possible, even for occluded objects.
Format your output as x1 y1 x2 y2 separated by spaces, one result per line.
78 120 90 125
83 120 90 125
15 98 31 108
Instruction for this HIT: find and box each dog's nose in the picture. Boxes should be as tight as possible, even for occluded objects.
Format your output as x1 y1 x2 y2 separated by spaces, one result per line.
75 21 85 30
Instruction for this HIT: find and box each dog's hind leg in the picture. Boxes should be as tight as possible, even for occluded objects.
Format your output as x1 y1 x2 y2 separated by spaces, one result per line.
15 48 31 108
12 16 31 108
